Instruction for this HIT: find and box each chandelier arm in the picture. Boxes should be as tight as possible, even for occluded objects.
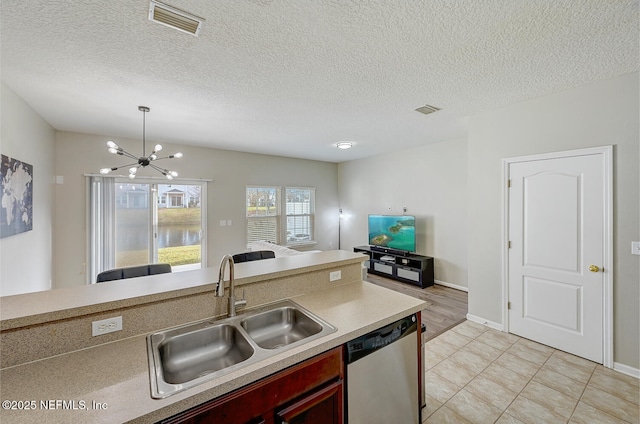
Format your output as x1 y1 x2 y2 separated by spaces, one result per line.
151 155 175 161
148 163 169 175
118 150 140 161
110 162 140 171
145 150 164 162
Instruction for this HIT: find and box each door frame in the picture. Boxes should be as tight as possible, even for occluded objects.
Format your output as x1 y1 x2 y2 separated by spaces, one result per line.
501 145 613 367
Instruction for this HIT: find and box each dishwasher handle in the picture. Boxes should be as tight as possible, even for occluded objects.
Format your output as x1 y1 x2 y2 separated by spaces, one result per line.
346 314 418 363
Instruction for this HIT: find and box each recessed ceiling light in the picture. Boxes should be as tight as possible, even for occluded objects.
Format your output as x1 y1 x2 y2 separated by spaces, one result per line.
336 142 354 149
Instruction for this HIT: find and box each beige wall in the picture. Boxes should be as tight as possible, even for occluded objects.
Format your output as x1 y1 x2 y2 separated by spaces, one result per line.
0 84 56 296
467 72 639 369
338 137 469 289
54 132 339 288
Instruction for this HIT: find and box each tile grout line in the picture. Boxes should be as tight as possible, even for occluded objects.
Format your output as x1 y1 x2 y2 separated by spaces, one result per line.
425 324 640 424
430 324 525 423
430 323 564 424
491 362 532 421
574 367 636 424
565 360 597 423
423 323 485 422
483 333 544 423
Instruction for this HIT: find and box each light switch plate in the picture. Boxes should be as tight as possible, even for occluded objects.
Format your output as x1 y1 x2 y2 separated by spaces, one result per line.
329 270 341 282
632 241 640 255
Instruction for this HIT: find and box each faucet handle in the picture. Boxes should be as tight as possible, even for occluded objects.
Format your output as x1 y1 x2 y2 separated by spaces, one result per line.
236 290 247 308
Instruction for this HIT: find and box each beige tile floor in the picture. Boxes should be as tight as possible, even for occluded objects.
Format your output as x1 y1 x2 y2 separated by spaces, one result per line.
422 320 640 424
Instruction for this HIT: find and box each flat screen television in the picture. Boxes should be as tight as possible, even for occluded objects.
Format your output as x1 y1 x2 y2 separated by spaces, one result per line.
368 214 416 253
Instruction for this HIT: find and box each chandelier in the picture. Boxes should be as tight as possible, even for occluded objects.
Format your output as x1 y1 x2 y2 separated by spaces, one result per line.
99 106 183 180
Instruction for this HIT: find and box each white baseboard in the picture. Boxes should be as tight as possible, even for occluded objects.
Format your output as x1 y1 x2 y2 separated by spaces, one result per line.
465 313 504 331
435 280 468 292
613 362 640 379
464 316 640 380
462 312 639 380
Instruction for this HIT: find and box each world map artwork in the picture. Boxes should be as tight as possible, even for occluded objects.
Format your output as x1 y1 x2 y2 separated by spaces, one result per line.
1 154 33 238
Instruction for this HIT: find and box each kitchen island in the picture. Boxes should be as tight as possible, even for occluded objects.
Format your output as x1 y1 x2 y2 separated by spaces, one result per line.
0 251 426 423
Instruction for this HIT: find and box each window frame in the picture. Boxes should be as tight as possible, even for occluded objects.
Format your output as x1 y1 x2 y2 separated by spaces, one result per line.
246 186 282 245
245 185 316 247
284 187 315 246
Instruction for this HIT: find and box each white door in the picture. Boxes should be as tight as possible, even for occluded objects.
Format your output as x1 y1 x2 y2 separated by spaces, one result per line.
507 148 611 363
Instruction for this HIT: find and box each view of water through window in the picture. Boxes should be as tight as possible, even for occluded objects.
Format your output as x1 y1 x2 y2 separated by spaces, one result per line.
117 223 201 251
114 182 203 268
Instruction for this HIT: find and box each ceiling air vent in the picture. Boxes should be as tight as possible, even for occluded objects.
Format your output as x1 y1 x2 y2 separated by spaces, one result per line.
414 104 441 115
148 1 204 36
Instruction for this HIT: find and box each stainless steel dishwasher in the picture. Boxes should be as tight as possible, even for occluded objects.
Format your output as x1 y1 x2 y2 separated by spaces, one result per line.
345 314 420 424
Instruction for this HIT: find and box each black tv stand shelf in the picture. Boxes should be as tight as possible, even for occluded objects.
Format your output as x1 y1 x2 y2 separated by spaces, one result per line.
354 245 434 288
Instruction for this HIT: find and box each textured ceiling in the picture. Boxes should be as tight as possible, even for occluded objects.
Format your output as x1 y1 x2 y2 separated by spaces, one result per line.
1 0 638 162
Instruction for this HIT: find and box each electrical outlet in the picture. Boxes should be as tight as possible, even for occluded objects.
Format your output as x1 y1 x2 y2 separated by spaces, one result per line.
632 241 640 255
92 316 122 336
329 270 341 282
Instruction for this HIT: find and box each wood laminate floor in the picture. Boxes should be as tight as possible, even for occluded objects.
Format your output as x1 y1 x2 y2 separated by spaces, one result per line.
364 273 468 341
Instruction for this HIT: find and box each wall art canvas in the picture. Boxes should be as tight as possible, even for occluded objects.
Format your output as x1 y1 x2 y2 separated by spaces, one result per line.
1 154 33 238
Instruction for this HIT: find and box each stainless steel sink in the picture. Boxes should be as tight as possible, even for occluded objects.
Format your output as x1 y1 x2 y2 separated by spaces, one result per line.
158 324 254 384
147 299 336 398
240 306 323 349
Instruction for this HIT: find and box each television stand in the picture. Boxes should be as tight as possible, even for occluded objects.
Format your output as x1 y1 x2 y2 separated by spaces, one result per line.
354 245 434 288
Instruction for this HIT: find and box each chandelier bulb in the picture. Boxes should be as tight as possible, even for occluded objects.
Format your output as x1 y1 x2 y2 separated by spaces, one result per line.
150 154 157 161
128 173 136 180
154 144 163 152
129 167 137 175
169 171 178 177
172 152 183 158
99 168 111 175
108 147 119 154
107 141 118 149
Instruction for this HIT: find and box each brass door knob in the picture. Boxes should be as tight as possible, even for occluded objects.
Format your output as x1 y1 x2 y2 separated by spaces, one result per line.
589 265 600 273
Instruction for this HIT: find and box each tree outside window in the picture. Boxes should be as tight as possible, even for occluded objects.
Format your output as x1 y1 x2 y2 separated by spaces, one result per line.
246 186 315 246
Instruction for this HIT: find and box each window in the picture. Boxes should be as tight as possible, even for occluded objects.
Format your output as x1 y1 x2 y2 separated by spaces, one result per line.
246 186 315 246
89 176 207 283
285 188 314 243
246 186 281 244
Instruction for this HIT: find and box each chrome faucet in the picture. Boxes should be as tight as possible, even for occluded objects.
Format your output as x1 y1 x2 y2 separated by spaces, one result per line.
216 254 246 317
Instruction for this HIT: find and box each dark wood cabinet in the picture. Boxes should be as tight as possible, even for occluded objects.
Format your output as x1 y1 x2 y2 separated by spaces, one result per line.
161 347 344 424
354 245 434 288
275 380 342 424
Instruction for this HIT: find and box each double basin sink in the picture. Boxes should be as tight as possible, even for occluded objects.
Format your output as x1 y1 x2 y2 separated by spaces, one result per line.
147 299 337 398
